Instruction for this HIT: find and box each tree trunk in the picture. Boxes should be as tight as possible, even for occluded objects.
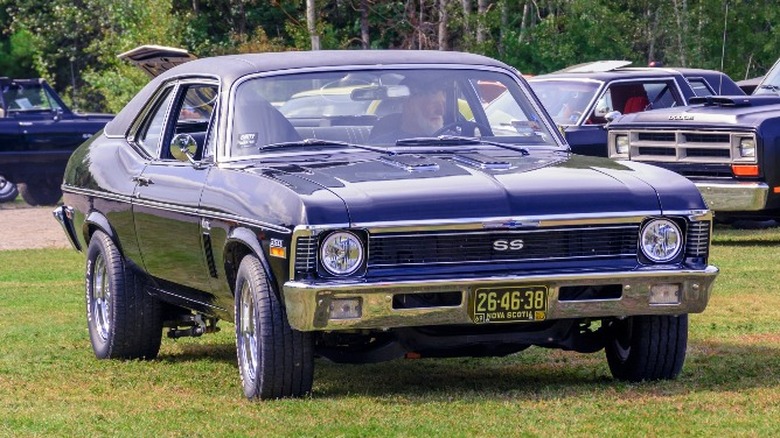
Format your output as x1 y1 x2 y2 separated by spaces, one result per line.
476 0 489 45
439 0 449 50
361 0 369 49
518 1 530 44
307 0 320 50
671 0 687 66
462 0 472 36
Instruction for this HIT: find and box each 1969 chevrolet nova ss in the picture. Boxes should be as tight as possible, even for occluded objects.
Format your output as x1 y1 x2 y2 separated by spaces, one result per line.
54 50 718 400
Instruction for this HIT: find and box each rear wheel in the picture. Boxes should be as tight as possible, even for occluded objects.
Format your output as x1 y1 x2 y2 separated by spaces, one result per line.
85 230 163 359
605 314 688 381
235 254 313 400
18 177 62 206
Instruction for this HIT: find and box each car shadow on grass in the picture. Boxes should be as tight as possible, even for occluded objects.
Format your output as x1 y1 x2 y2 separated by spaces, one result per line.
310 342 780 400
153 339 780 400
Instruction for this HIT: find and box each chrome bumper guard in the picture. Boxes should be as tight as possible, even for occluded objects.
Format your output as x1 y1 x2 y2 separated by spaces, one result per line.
283 266 718 331
52 205 81 251
694 181 768 212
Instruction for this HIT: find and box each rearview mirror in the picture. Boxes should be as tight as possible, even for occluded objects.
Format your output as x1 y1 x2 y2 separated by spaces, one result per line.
350 85 410 101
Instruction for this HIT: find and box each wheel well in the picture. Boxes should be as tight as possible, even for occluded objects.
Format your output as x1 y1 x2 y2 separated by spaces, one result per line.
223 241 253 296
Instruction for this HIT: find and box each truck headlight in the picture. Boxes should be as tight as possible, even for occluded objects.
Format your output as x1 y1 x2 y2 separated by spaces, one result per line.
640 219 683 263
320 231 364 276
615 134 630 155
738 137 755 158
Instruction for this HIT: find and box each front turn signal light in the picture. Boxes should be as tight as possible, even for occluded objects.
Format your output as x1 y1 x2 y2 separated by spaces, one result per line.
732 164 759 177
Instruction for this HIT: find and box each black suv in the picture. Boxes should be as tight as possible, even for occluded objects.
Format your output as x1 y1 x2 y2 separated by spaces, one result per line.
0 77 113 205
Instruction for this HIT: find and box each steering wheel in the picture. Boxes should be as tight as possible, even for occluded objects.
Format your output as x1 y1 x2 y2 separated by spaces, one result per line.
433 120 492 137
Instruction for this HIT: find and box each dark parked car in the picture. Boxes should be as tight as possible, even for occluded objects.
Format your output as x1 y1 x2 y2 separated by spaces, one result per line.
0 77 113 205
54 50 718 400
519 61 744 157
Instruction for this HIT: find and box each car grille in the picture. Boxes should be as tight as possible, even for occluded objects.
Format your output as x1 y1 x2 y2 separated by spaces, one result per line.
367 226 639 267
685 220 711 257
626 130 752 163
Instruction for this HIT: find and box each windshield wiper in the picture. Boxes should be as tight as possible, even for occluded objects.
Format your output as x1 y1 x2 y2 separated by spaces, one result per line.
394 135 529 155
757 84 780 93
260 138 388 153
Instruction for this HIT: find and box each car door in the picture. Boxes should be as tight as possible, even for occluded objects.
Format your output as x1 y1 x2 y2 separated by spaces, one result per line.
131 79 218 293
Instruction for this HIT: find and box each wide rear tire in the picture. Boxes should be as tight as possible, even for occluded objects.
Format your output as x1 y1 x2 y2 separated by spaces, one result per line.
235 254 313 400
605 314 688 381
85 230 163 359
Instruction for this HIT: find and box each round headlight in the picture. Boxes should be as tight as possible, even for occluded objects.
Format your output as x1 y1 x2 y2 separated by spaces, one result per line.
640 219 683 263
320 231 364 276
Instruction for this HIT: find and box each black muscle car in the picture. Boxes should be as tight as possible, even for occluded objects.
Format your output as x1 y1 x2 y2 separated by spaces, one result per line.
519 60 744 157
54 50 718 400
0 77 113 205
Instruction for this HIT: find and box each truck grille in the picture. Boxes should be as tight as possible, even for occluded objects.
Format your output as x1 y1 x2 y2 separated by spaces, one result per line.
624 130 754 163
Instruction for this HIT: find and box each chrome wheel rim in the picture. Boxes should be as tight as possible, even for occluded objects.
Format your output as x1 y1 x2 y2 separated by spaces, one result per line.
91 254 110 341
239 282 258 381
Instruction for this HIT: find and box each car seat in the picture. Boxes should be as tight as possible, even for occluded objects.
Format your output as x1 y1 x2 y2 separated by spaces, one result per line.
232 95 301 155
623 95 650 114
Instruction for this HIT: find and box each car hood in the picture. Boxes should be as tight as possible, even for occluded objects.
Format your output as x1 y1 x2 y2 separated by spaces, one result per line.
247 148 701 225
613 95 780 128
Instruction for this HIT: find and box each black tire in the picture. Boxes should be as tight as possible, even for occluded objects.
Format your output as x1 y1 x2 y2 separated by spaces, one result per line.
234 254 313 400
85 230 163 360
605 314 688 382
18 178 62 206
0 176 18 203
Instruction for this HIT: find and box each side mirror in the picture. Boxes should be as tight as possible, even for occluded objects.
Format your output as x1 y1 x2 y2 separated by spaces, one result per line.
170 133 198 163
53 108 63 122
604 111 623 123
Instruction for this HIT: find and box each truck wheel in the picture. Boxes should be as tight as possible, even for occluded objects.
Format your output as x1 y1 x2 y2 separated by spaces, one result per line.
235 254 313 400
0 176 18 203
605 314 688 381
18 178 62 206
85 230 163 360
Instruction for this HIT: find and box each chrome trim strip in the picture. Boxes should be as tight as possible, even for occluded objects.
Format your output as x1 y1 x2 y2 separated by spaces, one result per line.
62 185 292 234
369 224 639 239
283 265 718 331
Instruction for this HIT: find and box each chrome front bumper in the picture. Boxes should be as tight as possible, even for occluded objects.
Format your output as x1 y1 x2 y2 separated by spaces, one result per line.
694 180 768 212
283 266 718 331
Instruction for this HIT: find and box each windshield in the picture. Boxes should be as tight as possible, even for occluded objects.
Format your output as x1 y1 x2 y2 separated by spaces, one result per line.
1 83 63 113
755 58 780 95
229 68 558 158
527 80 600 125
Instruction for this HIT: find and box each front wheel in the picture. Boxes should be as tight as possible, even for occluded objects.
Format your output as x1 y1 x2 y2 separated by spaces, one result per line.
235 254 313 400
18 177 62 206
605 314 688 381
85 230 163 359
0 176 18 203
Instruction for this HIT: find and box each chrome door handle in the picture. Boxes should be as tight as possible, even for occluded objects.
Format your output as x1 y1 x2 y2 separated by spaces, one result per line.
132 176 153 186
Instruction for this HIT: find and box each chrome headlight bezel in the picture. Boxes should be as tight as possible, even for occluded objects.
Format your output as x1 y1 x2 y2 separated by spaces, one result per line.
640 218 683 263
319 230 365 276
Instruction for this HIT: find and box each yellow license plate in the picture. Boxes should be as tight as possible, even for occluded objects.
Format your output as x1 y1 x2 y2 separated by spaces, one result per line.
470 286 548 323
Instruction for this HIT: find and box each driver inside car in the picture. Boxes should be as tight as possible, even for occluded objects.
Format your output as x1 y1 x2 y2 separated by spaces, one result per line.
369 77 447 143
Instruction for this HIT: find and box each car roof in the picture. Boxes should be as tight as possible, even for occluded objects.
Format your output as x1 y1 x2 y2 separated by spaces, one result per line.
106 50 515 137
530 64 744 95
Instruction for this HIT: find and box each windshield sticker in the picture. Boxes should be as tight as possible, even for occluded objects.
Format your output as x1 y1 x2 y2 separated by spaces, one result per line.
238 133 257 148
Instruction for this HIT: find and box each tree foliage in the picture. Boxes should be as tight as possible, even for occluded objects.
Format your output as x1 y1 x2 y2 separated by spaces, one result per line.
1 0 777 112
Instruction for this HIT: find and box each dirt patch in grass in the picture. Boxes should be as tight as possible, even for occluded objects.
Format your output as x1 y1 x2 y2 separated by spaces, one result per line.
0 205 71 250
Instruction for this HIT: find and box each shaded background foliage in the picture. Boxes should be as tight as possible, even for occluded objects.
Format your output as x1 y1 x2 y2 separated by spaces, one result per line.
1 0 777 113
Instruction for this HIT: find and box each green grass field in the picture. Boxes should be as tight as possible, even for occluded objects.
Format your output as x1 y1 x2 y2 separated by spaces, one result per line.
1 226 779 436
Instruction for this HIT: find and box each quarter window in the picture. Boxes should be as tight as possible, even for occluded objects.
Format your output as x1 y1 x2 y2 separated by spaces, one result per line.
137 87 175 157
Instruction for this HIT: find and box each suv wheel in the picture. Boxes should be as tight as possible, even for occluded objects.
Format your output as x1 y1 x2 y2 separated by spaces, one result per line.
18 178 62 206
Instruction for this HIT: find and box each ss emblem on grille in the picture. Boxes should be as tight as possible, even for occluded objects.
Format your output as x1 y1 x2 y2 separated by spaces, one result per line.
493 239 524 251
